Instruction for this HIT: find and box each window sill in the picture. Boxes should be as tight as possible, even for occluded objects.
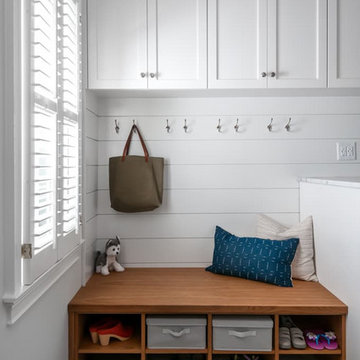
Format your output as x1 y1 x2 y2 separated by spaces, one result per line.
2 240 84 325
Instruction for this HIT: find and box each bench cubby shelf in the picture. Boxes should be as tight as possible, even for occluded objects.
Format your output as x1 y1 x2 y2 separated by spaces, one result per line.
69 268 347 360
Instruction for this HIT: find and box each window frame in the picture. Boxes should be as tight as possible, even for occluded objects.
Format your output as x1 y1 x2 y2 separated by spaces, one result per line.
2 0 83 324
24 0 82 285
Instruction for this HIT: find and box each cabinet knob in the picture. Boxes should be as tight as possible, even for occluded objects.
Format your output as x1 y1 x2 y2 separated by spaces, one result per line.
150 73 156 78
270 72 276 78
261 72 267 78
140 72 146 78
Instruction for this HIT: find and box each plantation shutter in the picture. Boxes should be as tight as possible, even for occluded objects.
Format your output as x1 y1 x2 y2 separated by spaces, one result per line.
57 0 81 258
24 0 81 285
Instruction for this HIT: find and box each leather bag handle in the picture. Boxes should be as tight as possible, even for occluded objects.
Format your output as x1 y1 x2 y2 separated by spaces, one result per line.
122 124 149 162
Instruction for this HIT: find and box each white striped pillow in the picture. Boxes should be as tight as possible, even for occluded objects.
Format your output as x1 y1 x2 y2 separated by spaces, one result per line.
256 215 318 282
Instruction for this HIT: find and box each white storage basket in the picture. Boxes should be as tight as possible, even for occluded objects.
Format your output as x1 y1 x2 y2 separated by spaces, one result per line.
212 315 273 351
147 315 207 349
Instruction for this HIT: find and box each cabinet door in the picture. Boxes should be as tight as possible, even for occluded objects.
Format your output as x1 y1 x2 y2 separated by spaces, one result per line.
268 0 327 88
147 0 207 89
208 0 267 89
88 0 147 89
328 0 360 88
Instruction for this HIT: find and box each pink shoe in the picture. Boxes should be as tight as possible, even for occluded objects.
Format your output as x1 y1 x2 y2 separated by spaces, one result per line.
305 330 325 350
320 331 338 350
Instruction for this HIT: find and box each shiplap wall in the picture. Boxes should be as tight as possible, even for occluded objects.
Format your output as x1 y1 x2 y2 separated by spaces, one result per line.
83 91 99 282
88 96 360 267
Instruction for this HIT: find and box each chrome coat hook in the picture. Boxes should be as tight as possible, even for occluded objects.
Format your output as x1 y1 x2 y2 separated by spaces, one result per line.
234 118 240 133
165 119 170 133
114 119 120 134
285 117 292 132
217 119 222 133
267 118 273 132
183 119 188 133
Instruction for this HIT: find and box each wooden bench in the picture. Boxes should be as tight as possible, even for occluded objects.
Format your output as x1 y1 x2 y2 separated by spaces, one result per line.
68 268 347 360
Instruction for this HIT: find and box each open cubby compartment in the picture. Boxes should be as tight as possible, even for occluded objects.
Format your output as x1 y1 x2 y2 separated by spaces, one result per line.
77 314 142 354
279 355 342 360
277 315 344 354
77 355 141 360
147 355 207 360
213 355 274 360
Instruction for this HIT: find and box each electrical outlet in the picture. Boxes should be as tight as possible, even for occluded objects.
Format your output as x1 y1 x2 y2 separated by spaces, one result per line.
337 141 357 161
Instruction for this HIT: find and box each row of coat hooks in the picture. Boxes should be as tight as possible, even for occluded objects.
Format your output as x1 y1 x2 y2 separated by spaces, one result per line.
115 119 137 134
114 117 292 134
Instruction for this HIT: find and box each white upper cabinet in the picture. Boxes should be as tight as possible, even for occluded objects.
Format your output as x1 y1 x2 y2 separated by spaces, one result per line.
208 0 267 89
328 0 360 88
88 0 207 89
148 0 207 89
88 0 147 89
268 0 327 88
87 0 359 90
209 0 327 89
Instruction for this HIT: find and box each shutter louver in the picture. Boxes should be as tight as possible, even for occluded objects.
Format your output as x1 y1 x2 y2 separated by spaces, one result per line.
60 117 79 237
60 0 79 116
32 0 57 101
32 105 57 251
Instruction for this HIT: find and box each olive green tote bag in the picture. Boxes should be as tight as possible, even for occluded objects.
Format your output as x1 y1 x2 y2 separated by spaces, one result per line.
109 125 164 212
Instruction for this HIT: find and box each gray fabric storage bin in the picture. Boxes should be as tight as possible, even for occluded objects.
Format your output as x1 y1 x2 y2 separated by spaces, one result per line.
212 315 273 351
146 315 207 349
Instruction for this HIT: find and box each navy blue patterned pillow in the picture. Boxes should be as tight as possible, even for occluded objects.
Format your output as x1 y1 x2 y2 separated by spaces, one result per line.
206 226 299 287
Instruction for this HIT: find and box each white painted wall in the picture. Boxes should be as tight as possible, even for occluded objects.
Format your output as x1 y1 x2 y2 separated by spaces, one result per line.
0 2 82 359
91 96 360 267
300 179 360 360
0 263 81 360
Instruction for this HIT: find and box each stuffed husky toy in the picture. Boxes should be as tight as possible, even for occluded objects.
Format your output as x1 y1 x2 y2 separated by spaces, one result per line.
95 236 125 276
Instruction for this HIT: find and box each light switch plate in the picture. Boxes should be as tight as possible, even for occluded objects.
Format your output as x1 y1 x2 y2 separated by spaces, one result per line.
337 141 357 161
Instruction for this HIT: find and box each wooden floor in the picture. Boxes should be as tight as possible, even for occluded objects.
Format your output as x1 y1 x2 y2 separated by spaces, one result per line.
69 268 347 314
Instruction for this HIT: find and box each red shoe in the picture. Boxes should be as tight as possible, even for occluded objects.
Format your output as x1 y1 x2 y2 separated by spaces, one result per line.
98 322 134 346
89 318 118 344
